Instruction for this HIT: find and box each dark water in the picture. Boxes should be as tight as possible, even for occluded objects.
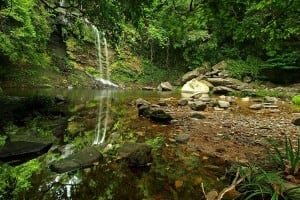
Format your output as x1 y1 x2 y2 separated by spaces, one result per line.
2 88 227 200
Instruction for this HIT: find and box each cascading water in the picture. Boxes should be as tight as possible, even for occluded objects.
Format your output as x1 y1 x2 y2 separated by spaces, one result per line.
90 24 117 145
103 32 109 80
91 25 103 76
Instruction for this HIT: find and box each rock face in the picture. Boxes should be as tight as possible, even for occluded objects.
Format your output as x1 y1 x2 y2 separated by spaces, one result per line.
0 141 52 164
181 79 210 94
50 146 102 173
118 143 152 167
157 82 173 91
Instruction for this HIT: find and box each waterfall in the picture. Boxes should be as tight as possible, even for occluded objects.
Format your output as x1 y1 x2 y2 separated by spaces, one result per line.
93 90 111 145
91 25 103 76
103 32 109 80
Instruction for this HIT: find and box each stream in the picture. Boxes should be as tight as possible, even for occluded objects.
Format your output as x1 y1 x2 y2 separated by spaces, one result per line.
2 88 228 200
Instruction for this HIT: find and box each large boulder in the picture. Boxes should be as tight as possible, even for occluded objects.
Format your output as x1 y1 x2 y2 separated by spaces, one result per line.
157 82 173 91
118 143 152 167
50 146 102 173
181 68 206 85
181 79 210 94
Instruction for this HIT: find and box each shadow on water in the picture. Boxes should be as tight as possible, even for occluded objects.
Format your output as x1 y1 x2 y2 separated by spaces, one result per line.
2 88 228 200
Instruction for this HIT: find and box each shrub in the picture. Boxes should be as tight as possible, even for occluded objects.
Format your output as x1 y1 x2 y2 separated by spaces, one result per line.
292 95 300 106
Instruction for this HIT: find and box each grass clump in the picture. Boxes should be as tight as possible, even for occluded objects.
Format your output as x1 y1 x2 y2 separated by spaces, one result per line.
269 137 300 176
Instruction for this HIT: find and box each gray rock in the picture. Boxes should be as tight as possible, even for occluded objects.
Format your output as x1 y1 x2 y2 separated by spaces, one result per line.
207 78 233 86
292 118 300 126
262 103 278 109
264 96 278 103
178 98 189 106
218 100 230 108
213 86 235 94
150 110 173 123
205 70 220 77
142 86 156 91
50 146 102 173
175 134 190 144
181 67 206 84
249 104 263 110
118 143 152 167
157 82 173 91
189 101 207 111
138 104 151 117
135 98 151 108
211 60 227 71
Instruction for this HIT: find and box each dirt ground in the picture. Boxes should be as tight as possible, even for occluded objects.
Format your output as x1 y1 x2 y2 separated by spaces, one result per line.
158 96 300 165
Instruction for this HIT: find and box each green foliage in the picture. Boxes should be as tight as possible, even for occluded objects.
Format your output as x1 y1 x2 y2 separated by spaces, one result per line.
145 135 164 152
0 0 52 66
269 137 300 175
292 95 300 106
238 167 285 200
0 135 6 147
0 159 41 200
226 58 264 80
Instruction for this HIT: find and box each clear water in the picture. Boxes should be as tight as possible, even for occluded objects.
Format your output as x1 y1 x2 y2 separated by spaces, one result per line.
2 88 226 200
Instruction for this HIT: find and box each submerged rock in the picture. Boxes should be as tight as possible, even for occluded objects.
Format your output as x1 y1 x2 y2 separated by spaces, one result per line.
50 146 102 173
293 118 300 126
0 141 52 164
118 143 152 167
150 110 173 123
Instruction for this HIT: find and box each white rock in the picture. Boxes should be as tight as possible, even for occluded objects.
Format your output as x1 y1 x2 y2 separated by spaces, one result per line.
181 78 210 94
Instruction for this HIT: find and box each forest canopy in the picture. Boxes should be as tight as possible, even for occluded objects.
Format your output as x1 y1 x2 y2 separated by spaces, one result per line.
0 0 299 80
